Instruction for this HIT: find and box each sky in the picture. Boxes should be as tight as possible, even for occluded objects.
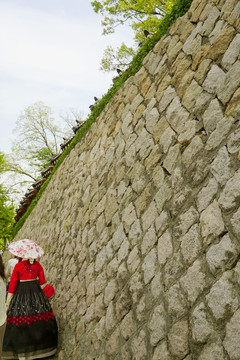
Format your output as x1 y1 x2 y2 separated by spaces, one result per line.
0 0 134 153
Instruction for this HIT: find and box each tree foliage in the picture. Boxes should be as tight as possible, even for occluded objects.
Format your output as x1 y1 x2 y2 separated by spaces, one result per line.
6 102 72 185
91 0 175 71
0 153 15 249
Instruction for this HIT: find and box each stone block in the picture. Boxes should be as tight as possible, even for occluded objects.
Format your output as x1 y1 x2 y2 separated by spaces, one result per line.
200 200 225 245
217 61 240 105
208 24 235 61
206 233 238 274
211 146 234 185
191 303 214 343
153 341 171 360
141 225 157 256
157 230 173 266
129 272 144 304
166 96 190 134
180 260 206 305
205 116 235 151
206 272 239 320
158 85 176 113
120 311 134 340
131 330 147 360
159 127 176 154
127 246 140 273
202 98 224 135
202 64 226 94
218 169 240 210
168 321 189 359
163 144 181 174
175 206 199 237
223 309 240 360
142 248 157 284
180 224 202 266
198 340 227 360
182 135 204 168
231 207 240 237
115 289 131 321
225 87 240 119
167 283 187 318
222 34 240 70
148 303 166 346
197 178 218 212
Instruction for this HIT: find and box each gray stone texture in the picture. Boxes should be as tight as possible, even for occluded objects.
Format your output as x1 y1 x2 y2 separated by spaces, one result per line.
11 0 240 358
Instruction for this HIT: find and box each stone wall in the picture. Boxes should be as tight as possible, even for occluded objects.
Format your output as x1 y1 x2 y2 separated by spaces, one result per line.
14 0 240 358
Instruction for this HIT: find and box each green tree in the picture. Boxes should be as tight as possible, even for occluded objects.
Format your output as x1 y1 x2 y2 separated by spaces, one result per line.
91 0 175 71
4 101 84 200
6 101 70 185
0 152 15 249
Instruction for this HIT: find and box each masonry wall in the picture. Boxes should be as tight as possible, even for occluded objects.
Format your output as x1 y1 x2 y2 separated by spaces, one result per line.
14 0 240 359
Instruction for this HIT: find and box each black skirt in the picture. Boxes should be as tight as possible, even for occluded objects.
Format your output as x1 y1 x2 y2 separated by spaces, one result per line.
2 280 58 359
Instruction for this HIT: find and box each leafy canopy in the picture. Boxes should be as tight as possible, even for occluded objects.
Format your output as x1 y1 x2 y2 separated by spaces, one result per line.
0 152 15 249
91 0 175 71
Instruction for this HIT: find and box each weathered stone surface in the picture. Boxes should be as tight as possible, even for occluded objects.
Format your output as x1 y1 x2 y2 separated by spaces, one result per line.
222 34 240 70
197 178 218 212
200 200 225 245
202 99 224 135
219 170 240 210
206 273 239 320
206 116 234 151
167 283 187 318
211 146 234 185
217 61 240 105
182 135 204 167
157 230 173 266
141 201 158 232
152 342 171 360
198 340 227 360
175 206 199 237
165 96 190 134
208 25 236 60
227 126 240 154
206 234 238 274
148 303 166 346
164 252 184 287
231 207 240 237
159 127 176 154
180 224 202 265
182 79 203 111
180 260 207 305
142 249 157 284
131 330 147 360
223 309 240 360
14 1 240 359
141 225 157 255
202 64 226 94
163 144 181 174
191 302 213 343
158 85 176 113
120 311 134 340
168 321 189 359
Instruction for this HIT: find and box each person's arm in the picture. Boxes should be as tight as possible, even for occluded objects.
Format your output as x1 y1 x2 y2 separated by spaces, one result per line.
37 263 46 286
7 264 19 294
6 293 13 310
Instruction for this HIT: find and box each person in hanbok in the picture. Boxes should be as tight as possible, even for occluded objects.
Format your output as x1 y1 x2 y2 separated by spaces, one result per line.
0 255 7 358
2 239 58 360
5 254 18 297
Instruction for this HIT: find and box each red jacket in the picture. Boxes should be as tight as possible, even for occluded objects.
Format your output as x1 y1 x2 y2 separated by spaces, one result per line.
8 260 46 294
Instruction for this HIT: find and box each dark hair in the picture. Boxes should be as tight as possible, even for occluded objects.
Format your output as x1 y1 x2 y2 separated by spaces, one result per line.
0 256 6 281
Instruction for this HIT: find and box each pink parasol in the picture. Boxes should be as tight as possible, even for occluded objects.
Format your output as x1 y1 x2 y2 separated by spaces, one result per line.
8 239 44 259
